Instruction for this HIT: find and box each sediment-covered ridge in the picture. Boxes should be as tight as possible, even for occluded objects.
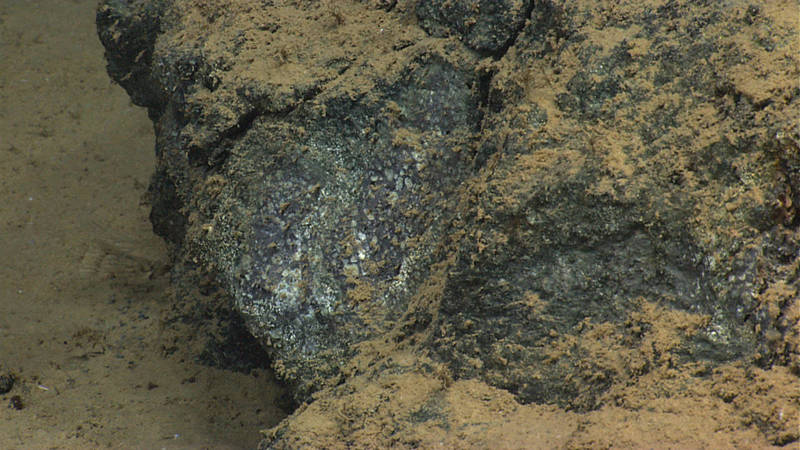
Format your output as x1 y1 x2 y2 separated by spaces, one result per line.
98 0 799 446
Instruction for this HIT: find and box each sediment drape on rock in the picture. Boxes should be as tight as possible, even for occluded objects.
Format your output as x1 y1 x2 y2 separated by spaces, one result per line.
99 0 799 446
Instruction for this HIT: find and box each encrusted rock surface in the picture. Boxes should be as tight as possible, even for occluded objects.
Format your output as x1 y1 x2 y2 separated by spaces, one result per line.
99 0 799 446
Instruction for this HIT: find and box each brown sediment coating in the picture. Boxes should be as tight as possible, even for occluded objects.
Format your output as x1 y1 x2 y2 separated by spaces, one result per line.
95 0 800 447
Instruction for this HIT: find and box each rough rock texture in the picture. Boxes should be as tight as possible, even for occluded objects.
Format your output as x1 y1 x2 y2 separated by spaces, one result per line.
98 0 799 446
99 0 487 400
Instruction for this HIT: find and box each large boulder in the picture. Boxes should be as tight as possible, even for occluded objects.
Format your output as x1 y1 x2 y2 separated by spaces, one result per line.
99 0 487 401
99 0 799 445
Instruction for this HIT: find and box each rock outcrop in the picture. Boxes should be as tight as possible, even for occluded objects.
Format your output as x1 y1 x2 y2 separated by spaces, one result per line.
98 0 799 446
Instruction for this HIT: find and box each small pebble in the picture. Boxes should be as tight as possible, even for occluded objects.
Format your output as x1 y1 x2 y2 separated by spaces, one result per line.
9 395 23 410
0 374 14 394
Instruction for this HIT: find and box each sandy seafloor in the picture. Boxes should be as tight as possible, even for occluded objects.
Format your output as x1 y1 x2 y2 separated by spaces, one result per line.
0 1 287 448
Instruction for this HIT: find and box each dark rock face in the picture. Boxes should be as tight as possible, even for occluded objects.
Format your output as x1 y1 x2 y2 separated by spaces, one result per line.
211 53 483 397
98 0 486 400
98 0 799 418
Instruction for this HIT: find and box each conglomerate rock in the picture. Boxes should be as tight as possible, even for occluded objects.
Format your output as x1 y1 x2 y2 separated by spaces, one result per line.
98 0 799 445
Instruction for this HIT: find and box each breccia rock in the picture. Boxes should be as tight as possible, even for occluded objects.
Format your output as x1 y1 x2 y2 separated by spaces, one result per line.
98 0 799 417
